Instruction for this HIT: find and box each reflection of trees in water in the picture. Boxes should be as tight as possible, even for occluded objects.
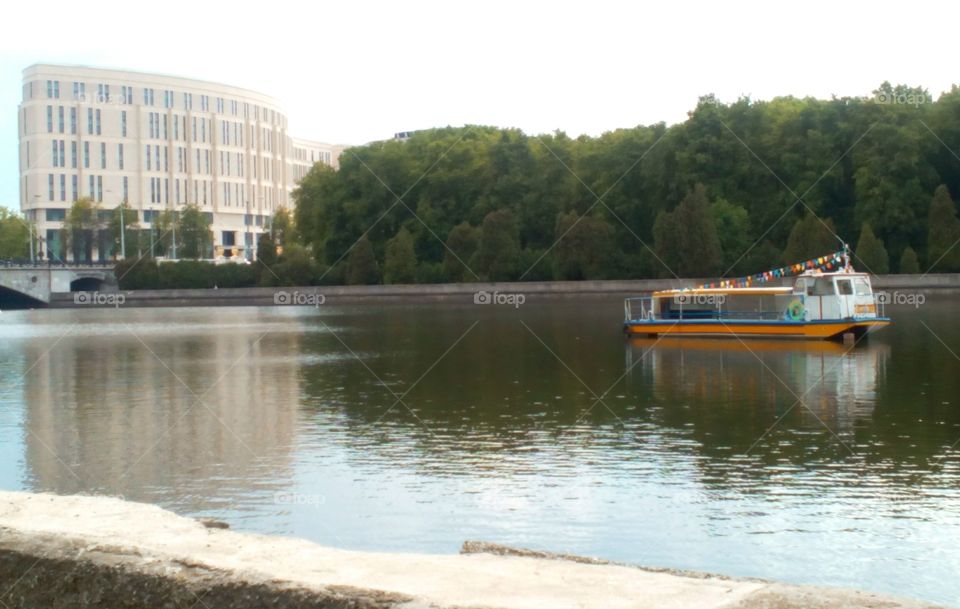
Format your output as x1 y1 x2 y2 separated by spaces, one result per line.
20 321 303 510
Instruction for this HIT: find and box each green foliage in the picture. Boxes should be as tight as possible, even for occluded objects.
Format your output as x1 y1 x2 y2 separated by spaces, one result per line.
652 184 722 277
783 213 839 263
266 86 960 282
899 246 920 274
855 223 889 274
443 222 479 282
0 207 30 259
256 231 278 285
107 202 140 258
271 208 296 246
178 204 212 259
552 212 616 280
473 209 520 281
273 244 317 286
62 197 103 262
927 185 960 272
115 259 257 290
346 236 380 285
384 227 417 284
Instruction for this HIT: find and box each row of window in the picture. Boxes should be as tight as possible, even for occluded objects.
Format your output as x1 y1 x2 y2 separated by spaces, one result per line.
47 173 109 203
38 79 285 125
49 139 117 170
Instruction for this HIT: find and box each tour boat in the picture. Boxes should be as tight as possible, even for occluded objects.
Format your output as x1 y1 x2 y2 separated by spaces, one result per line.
624 248 892 340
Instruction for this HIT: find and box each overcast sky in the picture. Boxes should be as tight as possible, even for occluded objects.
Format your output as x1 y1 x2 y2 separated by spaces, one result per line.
2 0 957 207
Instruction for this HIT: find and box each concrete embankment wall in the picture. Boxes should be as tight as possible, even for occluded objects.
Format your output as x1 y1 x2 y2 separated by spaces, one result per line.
46 273 960 308
0 492 945 609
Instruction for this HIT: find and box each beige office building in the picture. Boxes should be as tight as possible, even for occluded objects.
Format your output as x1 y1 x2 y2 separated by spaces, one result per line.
17 64 343 260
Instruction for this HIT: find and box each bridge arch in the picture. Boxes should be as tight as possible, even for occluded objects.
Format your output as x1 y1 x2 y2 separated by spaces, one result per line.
69 276 107 292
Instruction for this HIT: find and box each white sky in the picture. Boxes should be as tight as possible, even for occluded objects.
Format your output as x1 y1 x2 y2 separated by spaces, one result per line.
2 0 958 206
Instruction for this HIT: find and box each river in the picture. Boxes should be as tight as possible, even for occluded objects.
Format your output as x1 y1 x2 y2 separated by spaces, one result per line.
0 296 958 605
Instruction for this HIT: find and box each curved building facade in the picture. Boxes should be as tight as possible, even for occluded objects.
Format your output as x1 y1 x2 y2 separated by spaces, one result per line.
18 64 342 260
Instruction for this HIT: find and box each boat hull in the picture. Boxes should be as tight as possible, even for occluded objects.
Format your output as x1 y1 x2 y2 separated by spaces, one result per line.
623 318 891 340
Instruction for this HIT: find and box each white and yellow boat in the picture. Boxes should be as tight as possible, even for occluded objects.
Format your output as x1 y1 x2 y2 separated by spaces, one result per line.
624 250 891 340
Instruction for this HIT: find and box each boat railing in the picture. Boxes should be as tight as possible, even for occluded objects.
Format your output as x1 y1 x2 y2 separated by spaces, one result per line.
624 297 654 322
626 293 806 323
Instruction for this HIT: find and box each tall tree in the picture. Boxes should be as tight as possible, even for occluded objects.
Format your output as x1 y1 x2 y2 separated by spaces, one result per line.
107 202 140 259
899 246 920 274
783 213 840 263
384 227 417 284
443 222 480 282
346 236 380 285
472 209 520 281
855 223 889 274
178 204 213 259
0 207 30 260
552 212 616 280
652 184 722 277
927 185 960 272
61 197 103 262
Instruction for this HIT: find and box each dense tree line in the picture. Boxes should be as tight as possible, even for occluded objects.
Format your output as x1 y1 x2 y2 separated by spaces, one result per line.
291 82 960 284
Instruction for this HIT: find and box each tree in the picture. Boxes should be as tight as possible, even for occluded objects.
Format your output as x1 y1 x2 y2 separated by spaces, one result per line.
443 222 479 282
899 246 920 274
0 207 30 260
855 223 889 274
472 209 520 281
927 185 960 272
107 201 140 259
384 227 417 284
783 213 839 263
346 236 380 284
552 212 616 280
61 197 103 262
271 207 296 246
652 184 722 277
710 198 751 274
151 210 175 257
256 232 279 285
178 204 213 259
274 244 317 286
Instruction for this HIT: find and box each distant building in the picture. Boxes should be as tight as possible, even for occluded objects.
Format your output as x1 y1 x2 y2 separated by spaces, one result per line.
393 130 420 141
18 64 345 260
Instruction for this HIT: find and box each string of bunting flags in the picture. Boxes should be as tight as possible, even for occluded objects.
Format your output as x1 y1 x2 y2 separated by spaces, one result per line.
697 249 849 289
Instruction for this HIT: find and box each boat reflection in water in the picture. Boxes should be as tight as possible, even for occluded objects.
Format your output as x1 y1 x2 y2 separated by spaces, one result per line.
624 337 891 438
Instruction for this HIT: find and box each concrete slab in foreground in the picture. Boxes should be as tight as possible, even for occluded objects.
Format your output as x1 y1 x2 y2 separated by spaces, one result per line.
0 492 946 609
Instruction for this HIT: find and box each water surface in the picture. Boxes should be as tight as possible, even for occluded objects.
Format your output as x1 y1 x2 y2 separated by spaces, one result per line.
0 298 958 605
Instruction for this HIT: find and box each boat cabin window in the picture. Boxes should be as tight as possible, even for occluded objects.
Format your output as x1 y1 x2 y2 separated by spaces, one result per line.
811 278 834 296
854 278 872 296
836 278 854 296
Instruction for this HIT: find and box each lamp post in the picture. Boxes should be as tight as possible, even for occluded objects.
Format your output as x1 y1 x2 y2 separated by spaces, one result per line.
30 195 42 263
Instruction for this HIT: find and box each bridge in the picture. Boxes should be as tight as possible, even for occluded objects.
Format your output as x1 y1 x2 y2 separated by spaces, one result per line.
0 262 118 308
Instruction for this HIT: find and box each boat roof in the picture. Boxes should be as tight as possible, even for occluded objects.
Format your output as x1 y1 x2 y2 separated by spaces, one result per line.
652 287 792 298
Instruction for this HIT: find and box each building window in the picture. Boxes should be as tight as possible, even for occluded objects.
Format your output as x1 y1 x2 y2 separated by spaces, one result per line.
173 115 179 140
97 176 103 202
58 106 64 133
146 145 151 170
89 175 94 198
96 109 102 135
97 83 110 103
71 175 78 202
100 142 106 169
118 144 124 170
46 106 52 132
183 92 192 110
121 85 132 104
83 142 90 168
143 87 154 106
87 108 93 134
121 110 127 137
51 140 59 167
201 95 209 111
47 80 60 99
70 108 77 134
71 141 77 169
72 81 85 101
48 174 54 200
59 174 66 201
163 115 168 139
123 176 129 201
